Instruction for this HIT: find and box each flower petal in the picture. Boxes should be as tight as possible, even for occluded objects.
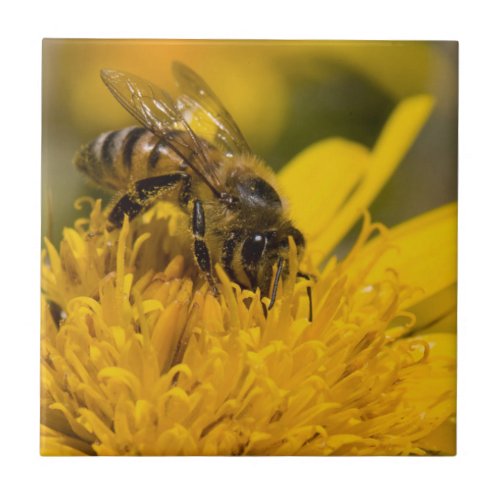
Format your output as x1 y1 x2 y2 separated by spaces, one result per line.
408 333 456 455
416 418 456 456
407 285 457 335
355 203 457 308
280 94 435 265
279 138 370 263
390 333 456 452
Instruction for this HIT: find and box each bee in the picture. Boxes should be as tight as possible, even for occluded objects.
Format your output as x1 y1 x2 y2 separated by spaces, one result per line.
75 62 312 318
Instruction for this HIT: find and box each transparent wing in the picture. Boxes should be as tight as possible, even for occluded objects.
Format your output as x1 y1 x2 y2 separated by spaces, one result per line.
100 68 224 193
172 62 252 155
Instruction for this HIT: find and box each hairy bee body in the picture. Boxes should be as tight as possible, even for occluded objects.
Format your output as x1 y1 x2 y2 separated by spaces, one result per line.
74 63 312 316
75 127 218 192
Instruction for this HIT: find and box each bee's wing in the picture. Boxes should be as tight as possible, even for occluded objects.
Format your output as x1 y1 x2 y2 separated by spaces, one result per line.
172 62 252 155
101 69 224 194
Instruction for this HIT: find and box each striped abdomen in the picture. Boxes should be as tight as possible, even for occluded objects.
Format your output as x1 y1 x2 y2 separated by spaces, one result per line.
74 126 188 191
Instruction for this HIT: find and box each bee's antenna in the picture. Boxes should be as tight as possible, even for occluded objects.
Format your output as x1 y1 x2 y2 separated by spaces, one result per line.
268 256 284 312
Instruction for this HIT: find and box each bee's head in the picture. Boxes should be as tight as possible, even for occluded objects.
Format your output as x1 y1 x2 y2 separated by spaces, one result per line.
239 225 305 296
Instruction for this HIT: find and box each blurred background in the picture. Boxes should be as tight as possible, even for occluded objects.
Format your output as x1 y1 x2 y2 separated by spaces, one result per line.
42 40 457 249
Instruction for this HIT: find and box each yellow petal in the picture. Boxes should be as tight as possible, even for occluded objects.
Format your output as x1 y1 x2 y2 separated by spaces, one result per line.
408 285 457 335
418 333 457 360
40 424 92 456
316 95 435 261
355 203 457 308
416 418 456 455
397 333 456 454
40 440 88 456
279 139 370 262
280 94 435 265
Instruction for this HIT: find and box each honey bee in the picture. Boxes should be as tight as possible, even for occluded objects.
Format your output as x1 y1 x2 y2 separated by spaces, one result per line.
75 62 312 318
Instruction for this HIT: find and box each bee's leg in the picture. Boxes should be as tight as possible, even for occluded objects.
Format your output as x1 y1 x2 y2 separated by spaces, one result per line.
297 271 314 322
297 271 317 282
108 172 190 227
192 199 218 296
268 256 285 312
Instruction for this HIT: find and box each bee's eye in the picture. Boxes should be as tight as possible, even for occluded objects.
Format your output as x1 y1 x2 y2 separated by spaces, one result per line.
235 177 282 209
241 233 267 264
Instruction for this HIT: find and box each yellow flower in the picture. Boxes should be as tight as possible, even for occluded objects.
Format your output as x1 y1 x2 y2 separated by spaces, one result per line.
40 94 456 456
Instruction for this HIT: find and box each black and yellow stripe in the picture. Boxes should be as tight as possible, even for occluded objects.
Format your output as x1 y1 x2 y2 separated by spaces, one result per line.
74 126 189 191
